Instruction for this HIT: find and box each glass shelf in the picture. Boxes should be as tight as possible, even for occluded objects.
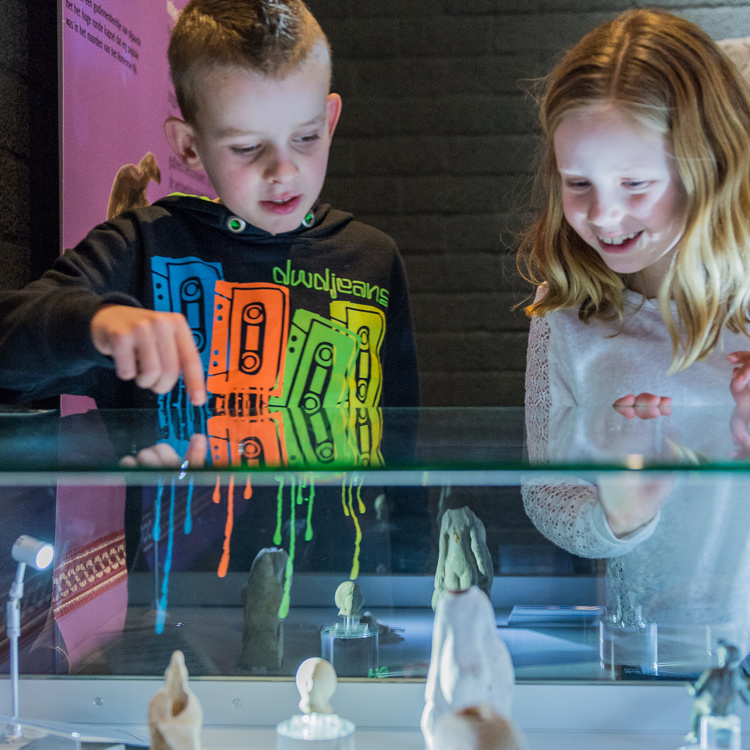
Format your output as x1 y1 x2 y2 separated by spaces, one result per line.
0 406 747 738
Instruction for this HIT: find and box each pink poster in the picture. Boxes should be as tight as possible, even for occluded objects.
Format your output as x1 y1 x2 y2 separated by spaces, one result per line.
60 0 212 251
57 0 211 669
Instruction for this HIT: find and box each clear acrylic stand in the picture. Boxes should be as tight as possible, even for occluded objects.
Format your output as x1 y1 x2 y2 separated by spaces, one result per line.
320 615 378 678
276 713 355 749
0 716 148 749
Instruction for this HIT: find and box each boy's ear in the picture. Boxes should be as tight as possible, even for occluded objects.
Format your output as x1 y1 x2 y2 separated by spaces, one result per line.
326 94 343 141
164 117 204 170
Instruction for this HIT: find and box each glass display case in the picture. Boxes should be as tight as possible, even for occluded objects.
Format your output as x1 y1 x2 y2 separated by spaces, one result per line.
0 405 748 748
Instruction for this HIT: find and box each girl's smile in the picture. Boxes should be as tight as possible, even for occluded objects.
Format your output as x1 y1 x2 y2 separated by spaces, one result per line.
554 105 688 297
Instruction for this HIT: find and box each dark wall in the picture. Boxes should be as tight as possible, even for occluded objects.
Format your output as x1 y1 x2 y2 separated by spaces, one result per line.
7 1 750 405
310 0 750 406
0 0 59 290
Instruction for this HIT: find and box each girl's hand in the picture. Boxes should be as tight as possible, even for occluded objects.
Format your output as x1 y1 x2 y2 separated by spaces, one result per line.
613 393 672 420
598 471 674 537
727 353 750 453
727 352 750 408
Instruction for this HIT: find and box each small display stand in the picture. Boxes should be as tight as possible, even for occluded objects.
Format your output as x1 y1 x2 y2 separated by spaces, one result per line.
320 618 378 678
276 714 355 749
699 714 741 750
277 658 355 749
599 616 658 676
0 716 144 750
0 722 79 750
320 582 378 677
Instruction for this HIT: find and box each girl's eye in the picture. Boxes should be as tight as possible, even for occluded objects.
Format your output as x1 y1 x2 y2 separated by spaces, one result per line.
623 179 651 190
564 179 590 190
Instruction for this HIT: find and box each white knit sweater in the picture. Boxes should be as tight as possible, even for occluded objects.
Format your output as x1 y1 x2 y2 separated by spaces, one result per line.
523 288 750 668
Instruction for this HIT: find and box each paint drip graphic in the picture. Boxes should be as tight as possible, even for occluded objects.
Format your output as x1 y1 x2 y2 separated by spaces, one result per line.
273 473 315 618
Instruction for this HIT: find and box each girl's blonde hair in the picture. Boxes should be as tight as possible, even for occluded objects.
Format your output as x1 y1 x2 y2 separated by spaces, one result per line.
517 9 750 371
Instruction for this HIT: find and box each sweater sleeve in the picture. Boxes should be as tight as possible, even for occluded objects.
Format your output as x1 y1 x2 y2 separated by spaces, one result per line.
522 291 655 558
0 218 144 403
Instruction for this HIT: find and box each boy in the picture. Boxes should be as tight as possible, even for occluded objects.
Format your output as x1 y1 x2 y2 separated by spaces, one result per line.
0 0 419 419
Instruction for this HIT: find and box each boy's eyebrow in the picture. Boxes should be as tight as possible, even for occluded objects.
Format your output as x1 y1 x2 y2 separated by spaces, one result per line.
214 114 327 139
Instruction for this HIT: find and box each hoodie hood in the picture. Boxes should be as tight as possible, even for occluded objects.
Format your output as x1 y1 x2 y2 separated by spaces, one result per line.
153 193 353 243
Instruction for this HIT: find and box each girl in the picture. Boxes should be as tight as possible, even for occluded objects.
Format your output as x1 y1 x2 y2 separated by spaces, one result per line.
518 8 750 417
517 10 750 675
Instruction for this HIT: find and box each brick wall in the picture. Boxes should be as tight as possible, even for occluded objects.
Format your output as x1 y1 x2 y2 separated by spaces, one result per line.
0 0 58 291
7 1 750 404
309 0 750 406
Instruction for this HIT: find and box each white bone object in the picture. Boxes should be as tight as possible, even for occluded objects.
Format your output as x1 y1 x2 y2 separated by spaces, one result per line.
432 506 493 609
148 650 202 750
296 657 337 715
433 704 528 750
241 547 288 670
421 587 515 750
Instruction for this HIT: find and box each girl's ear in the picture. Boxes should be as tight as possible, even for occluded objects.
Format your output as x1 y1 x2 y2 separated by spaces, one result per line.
325 94 343 142
164 117 204 170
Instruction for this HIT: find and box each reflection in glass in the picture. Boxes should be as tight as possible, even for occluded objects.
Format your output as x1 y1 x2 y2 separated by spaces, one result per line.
524 406 750 678
2 405 750 693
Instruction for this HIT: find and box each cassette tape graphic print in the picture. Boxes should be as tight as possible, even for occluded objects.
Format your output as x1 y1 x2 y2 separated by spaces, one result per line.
207 282 290 399
269 309 360 410
207 410 288 468
152 257 223 368
330 302 385 408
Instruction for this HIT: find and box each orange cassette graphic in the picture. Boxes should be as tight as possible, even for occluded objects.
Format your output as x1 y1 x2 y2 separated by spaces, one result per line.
207 411 288 468
207 282 289 398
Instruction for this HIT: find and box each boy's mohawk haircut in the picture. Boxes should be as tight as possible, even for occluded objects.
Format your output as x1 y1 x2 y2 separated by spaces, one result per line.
260 0 296 42
169 0 329 122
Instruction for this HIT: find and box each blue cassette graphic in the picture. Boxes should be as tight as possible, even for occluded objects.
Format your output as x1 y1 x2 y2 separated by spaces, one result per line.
152 256 223 367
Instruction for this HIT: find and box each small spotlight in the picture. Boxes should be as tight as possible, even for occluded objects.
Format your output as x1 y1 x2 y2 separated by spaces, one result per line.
5 535 55 737
12 535 54 571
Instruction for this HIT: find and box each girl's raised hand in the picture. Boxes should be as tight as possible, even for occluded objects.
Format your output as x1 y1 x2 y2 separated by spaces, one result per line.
597 471 674 537
613 393 672 420
728 351 750 408
727 352 750 453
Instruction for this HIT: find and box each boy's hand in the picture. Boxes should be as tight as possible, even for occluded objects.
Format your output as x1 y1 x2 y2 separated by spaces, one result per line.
91 304 207 405
119 433 208 468
613 392 672 419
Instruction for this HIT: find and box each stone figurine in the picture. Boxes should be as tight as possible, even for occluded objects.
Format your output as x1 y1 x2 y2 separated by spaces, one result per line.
335 580 364 619
432 505 493 609
241 547 288 671
422 587 516 750
148 650 202 750
685 640 750 745
107 152 161 220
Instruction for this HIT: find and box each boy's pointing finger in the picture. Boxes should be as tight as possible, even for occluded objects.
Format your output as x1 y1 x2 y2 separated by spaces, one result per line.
177 325 207 406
